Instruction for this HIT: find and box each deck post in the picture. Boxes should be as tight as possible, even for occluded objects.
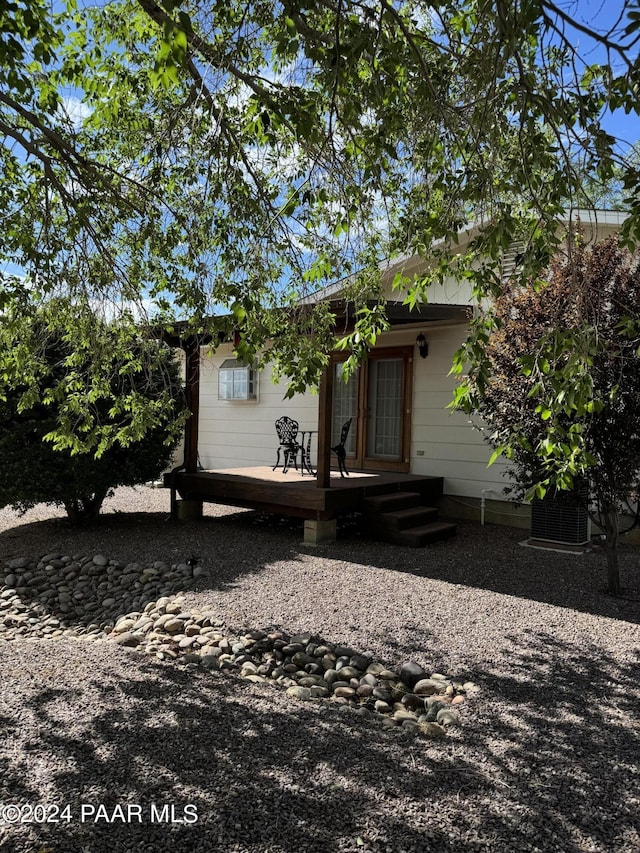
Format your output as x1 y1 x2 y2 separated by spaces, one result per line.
316 363 334 488
175 499 203 520
183 336 201 475
304 519 337 545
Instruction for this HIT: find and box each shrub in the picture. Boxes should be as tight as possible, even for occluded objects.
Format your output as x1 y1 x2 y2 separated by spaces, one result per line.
0 313 186 524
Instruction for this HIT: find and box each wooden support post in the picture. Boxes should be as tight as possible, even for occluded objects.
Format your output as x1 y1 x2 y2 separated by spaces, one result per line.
316 363 334 488
183 337 201 475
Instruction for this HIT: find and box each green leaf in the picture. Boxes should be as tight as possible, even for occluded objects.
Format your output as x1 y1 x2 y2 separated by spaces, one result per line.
488 446 505 466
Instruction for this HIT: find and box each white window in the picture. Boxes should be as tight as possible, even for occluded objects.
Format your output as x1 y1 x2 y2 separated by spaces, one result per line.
218 358 258 400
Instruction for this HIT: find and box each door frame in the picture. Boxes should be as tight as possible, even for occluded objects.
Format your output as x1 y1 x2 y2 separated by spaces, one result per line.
331 346 414 473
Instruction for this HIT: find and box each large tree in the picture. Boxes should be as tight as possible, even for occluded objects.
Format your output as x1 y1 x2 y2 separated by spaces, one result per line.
458 234 640 595
2 0 640 466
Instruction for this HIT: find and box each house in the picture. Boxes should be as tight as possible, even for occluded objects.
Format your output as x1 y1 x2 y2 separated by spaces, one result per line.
165 210 627 544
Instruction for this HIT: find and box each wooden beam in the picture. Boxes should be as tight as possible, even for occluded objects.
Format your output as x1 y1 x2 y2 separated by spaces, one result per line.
316 363 333 488
166 469 446 518
183 337 201 474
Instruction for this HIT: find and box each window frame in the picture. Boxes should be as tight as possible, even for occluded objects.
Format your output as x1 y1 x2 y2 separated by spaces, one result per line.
218 358 258 401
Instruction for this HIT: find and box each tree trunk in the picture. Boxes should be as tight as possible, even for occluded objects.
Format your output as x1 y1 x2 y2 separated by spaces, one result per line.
602 503 621 596
64 489 109 525
63 500 83 526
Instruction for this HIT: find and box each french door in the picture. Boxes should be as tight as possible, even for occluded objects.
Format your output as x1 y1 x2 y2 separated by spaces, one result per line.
331 347 413 472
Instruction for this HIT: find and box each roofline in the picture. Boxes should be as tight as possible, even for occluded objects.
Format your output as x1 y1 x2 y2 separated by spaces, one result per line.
301 208 629 305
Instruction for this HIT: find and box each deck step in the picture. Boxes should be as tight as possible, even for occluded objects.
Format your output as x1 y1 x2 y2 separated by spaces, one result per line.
362 491 422 514
379 521 458 548
365 505 439 531
361 484 456 547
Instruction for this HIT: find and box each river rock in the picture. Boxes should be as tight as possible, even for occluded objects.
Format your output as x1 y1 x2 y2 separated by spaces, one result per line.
2 551 470 740
333 686 356 699
290 633 312 645
400 661 428 688
436 709 459 727
413 678 443 696
113 618 136 634
335 665 360 680
113 632 141 647
418 722 446 738
286 685 311 701
372 686 392 702
401 693 423 711
393 709 417 723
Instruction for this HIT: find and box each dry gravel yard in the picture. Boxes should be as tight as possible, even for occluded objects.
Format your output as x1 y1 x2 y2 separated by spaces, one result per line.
1 485 640 853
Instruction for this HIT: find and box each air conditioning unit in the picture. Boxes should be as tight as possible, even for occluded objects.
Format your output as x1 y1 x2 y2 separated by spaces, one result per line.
530 482 591 546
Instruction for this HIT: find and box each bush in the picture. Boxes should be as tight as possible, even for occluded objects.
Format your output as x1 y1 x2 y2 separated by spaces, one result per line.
0 316 186 524
465 234 640 594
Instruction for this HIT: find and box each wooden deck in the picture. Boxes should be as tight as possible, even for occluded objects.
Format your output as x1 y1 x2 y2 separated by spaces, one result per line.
166 466 445 521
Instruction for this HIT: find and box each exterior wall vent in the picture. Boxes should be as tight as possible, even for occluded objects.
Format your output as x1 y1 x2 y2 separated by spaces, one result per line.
530 482 591 545
501 241 525 284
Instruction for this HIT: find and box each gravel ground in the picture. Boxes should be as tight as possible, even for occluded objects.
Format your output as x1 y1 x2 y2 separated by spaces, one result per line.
1 485 640 853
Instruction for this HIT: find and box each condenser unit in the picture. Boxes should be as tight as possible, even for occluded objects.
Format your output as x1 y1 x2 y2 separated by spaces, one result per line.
530 482 591 546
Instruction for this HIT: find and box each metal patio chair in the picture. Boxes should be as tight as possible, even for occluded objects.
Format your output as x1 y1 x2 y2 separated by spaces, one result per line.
332 417 352 477
273 416 302 473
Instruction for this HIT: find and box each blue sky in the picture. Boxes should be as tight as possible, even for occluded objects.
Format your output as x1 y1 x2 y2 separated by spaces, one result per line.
560 0 640 149
603 105 640 151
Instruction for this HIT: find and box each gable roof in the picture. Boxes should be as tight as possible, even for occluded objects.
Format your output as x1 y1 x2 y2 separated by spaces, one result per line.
303 208 629 307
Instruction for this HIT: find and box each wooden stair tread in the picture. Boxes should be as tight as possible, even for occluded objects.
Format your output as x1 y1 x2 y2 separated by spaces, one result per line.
378 521 458 547
360 486 457 548
365 506 439 531
362 491 422 513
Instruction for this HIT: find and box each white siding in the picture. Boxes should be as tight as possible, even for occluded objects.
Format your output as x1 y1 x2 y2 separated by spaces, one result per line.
197 343 317 469
379 213 626 308
196 330 512 497
381 266 475 308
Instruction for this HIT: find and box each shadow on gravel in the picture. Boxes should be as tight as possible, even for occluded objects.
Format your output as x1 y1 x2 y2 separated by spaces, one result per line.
1 509 301 576
0 511 308 627
1 630 639 853
461 628 640 852
162 509 640 626
199 511 640 625
327 520 640 625
0 510 316 640
3 510 640 627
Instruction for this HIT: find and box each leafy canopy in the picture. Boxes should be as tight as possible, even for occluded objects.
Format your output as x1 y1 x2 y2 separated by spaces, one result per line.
1 0 640 463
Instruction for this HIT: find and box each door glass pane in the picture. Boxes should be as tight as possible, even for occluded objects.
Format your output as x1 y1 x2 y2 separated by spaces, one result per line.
367 359 402 459
333 362 357 454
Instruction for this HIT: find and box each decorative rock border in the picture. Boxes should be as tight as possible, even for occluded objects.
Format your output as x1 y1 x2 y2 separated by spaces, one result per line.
2 554 479 737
